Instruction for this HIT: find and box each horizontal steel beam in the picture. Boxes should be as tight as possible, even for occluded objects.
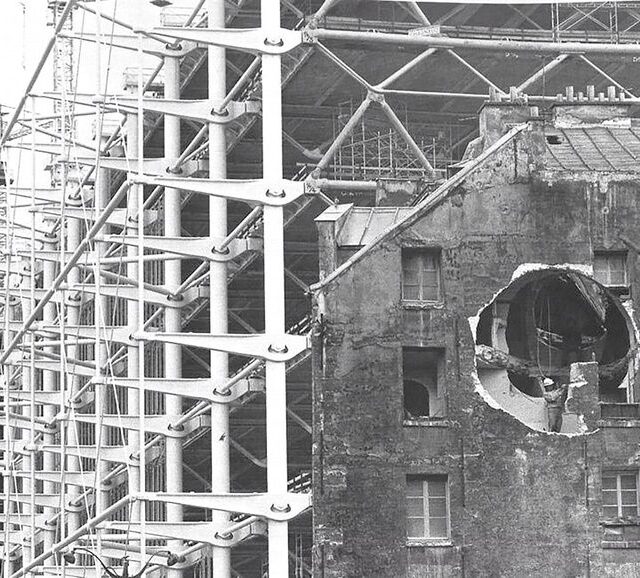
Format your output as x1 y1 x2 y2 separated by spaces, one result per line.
309 27 640 55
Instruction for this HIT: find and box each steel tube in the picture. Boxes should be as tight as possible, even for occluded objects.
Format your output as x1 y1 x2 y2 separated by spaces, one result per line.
208 0 231 576
378 48 437 89
262 0 290 574
125 106 141 551
310 27 640 55
516 53 569 93
379 98 435 177
163 54 185 578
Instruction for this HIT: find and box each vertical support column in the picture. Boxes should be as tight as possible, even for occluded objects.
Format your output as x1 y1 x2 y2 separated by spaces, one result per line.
163 54 184 576
261 0 289 575
61 182 82 534
19 279 33 567
94 128 110 539
125 106 141 537
41 235 57 560
207 1 231 576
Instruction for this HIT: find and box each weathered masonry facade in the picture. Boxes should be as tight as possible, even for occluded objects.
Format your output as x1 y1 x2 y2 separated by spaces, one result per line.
313 93 640 577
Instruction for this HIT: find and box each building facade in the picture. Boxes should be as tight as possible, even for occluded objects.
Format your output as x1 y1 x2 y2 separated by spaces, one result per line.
313 92 640 577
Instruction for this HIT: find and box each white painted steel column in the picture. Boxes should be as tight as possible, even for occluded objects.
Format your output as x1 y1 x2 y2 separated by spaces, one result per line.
65 167 83 538
94 129 110 536
261 0 290 574
125 107 141 532
41 236 57 561
208 1 231 575
163 54 184 577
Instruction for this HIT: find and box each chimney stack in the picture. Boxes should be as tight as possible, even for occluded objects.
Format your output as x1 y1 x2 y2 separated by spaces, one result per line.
552 85 632 125
479 86 538 145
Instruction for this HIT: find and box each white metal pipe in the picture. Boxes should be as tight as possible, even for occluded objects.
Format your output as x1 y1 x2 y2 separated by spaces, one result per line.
516 53 569 93
163 54 184 578
378 48 437 89
208 0 231 575
125 106 142 552
262 0 290 574
311 27 640 55
94 123 111 552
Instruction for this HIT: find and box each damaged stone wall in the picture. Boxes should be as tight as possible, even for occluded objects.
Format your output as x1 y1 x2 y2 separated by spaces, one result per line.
313 116 640 577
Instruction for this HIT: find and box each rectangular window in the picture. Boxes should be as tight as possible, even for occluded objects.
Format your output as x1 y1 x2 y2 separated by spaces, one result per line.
406 474 450 539
402 248 441 302
602 470 639 518
594 252 628 287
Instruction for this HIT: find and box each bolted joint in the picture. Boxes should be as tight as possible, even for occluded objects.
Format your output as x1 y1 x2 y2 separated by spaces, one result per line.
367 89 385 103
264 36 285 48
268 343 289 355
270 503 292 514
211 245 231 256
210 106 230 118
164 42 184 52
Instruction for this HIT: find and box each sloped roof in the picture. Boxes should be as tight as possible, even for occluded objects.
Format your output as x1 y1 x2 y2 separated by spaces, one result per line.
544 126 640 172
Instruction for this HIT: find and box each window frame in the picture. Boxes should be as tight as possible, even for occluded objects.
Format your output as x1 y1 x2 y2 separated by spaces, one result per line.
601 469 640 519
406 474 451 541
401 248 443 304
593 251 628 289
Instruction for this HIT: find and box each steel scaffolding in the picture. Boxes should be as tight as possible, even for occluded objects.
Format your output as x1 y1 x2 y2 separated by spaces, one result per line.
4 0 640 576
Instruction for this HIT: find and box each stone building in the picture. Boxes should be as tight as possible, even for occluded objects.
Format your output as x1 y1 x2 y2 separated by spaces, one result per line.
312 90 640 577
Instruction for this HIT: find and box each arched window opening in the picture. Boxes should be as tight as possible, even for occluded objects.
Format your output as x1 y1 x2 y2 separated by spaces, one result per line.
404 379 430 419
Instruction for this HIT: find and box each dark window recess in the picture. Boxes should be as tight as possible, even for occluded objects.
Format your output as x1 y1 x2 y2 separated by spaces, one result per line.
404 380 429 417
402 248 442 302
403 347 446 419
602 470 639 518
406 474 450 539
546 134 563 145
337 246 361 267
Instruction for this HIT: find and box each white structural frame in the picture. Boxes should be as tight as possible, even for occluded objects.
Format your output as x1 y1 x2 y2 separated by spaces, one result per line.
6 1 640 577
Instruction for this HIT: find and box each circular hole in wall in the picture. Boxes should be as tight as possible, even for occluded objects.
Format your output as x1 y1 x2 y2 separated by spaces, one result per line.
474 268 634 431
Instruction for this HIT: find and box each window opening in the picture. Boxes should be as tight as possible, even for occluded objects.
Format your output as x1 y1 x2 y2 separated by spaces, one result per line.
403 347 446 419
406 474 450 539
594 251 628 290
402 248 442 302
602 470 639 518
403 379 429 418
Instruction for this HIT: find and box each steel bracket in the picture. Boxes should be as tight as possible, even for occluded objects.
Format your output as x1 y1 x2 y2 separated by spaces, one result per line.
151 26 303 55
60 33 200 58
139 491 311 521
93 376 264 403
71 157 206 177
97 234 262 262
67 284 209 309
133 331 309 362
109 97 261 123
69 414 210 439
101 520 265 547
132 176 307 206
